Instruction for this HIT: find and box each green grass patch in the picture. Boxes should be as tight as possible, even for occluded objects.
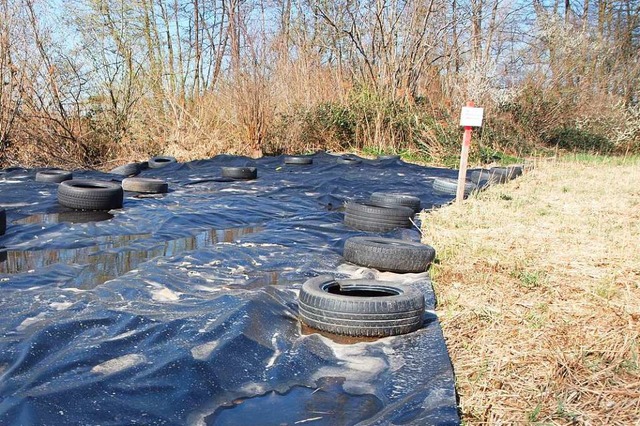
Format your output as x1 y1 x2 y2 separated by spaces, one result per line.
561 153 640 165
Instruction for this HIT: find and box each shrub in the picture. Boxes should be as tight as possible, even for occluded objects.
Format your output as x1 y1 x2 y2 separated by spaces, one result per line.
544 127 613 153
266 88 447 157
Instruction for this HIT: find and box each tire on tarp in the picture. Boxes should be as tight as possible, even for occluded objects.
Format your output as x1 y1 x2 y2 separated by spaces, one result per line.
369 192 421 213
491 165 523 180
284 156 313 165
432 177 476 196
344 202 414 232
149 156 177 169
470 165 523 186
221 167 257 180
343 236 435 273
35 170 73 183
58 180 123 211
109 163 141 177
122 177 168 194
0 209 5 235
337 157 362 165
298 275 425 337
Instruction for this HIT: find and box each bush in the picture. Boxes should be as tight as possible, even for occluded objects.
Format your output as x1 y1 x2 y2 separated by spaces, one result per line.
266 88 449 157
544 127 613 153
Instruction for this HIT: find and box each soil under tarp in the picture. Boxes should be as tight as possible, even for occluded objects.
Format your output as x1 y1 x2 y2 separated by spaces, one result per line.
0 152 461 425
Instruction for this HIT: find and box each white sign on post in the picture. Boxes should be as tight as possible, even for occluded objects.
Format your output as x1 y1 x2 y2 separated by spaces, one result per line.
459 107 484 127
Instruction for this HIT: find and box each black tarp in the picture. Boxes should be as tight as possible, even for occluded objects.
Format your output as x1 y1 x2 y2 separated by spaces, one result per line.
0 153 461 425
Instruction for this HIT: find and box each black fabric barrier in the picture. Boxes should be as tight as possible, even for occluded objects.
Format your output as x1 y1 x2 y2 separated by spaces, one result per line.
0 153 462 425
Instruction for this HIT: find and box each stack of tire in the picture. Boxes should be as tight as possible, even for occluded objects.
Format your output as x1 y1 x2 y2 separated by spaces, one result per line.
304 188 434 338
298 237 436 338
28 156 521 341
431 164 524 197
343 192 421 232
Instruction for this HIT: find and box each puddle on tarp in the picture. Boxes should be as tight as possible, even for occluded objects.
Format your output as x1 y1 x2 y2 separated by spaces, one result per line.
237 269 293 290
13 211 114 224
132 193 169 199
0 225 263 288
207 378 383 426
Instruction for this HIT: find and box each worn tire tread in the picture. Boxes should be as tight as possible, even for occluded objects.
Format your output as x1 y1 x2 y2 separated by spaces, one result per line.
432 177 476 196
343 237 435 273
58 180 123 210
369 192 421 212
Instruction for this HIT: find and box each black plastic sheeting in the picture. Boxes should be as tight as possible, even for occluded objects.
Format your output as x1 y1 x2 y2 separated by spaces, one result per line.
0 153 462 425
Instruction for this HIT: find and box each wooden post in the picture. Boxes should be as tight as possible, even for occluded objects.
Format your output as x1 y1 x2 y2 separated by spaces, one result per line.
456 101 474 202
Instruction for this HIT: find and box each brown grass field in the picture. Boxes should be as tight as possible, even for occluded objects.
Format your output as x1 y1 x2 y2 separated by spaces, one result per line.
421 156 640 425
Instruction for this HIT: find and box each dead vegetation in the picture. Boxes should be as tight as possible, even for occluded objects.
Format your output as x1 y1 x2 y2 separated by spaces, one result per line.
1 1 639 169
422 156 640 424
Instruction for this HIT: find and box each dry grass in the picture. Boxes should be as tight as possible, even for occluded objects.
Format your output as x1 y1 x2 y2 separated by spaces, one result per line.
421 157 640 425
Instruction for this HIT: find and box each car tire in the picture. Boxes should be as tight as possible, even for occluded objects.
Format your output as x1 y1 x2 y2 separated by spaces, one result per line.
343 236 436 273
221 167 257 180
337 157 362 165
470 166 523 186
58 180 123 211
122 177 168 194
35 170 73 183
344 202 414 232
284 156 313 165
432 177 476 196
298 275 425 337
369 192 421 213
109 163 141 176
149 156 177 169
491 165 523 180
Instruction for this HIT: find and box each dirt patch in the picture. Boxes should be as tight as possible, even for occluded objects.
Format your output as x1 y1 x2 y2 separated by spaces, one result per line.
422 157 640 424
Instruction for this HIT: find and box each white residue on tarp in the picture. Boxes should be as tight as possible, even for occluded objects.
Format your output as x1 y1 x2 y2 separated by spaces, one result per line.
91 354 146 375
191 340 220 360
311 336 392 395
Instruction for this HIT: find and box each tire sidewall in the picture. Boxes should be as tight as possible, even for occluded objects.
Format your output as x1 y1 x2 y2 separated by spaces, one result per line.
284 156 313 165
221 167 257 180
122 177 168 193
